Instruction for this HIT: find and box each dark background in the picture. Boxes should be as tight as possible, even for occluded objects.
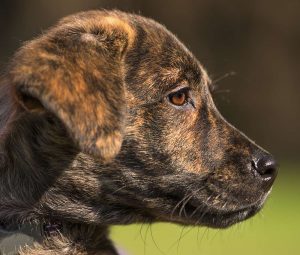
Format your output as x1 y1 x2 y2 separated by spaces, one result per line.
1 0 299 161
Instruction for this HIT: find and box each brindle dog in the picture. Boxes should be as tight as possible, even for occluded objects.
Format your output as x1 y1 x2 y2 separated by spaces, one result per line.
0 10 277 255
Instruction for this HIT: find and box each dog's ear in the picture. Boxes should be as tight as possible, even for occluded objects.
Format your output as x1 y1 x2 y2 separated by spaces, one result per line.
8 14 134 161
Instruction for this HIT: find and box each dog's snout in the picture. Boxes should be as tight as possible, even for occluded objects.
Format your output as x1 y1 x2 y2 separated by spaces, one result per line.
251 154 277 188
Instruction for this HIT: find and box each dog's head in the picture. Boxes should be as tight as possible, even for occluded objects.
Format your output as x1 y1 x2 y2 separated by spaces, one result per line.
5 10 277 228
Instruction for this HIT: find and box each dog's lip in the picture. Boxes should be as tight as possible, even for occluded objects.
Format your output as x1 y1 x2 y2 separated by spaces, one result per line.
193 186 272 215
198 204 260 228
166 203 261 229
165 191 271 228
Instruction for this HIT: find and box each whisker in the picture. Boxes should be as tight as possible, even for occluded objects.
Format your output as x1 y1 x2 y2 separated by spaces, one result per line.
170 190 192 219
178 188 203 218
176 226 186 255
139 223 147 246
150 224 166 255
167 226 193 253
179 192 195 218
213 89 231 94
143 224 151 255
212 71 236 84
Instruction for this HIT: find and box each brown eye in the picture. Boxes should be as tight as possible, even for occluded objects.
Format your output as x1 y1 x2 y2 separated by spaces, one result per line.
168 88 190 106
169 92 186 106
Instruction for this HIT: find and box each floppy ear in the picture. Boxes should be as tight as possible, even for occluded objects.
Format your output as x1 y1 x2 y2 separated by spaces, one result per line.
8 13 134 161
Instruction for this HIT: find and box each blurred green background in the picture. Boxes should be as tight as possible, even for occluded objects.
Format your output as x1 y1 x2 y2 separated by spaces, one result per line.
0 1 299 254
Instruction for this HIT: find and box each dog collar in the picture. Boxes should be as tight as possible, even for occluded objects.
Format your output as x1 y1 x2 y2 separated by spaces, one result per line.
0 221 62 255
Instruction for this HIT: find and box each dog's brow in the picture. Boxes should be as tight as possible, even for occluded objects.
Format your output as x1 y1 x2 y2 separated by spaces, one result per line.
161 67 211 93
161 68 182 83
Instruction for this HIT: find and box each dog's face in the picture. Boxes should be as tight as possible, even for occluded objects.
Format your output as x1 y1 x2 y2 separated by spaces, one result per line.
6 11 277 229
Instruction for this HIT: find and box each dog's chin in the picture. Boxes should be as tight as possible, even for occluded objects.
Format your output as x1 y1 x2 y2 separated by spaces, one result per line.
170 203 262 229
193 204 262 229
168 191 270 229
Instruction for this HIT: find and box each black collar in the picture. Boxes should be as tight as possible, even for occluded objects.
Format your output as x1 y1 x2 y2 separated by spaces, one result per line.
0 221 62 255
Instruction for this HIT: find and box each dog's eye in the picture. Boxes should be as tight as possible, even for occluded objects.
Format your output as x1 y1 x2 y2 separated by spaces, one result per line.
168 88 191 107
169 92 186 106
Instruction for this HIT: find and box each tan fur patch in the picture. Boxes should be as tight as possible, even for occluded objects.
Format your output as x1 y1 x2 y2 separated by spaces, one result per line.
101 15 135 47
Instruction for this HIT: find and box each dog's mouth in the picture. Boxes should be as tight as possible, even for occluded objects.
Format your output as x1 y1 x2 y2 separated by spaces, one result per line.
157 190 271 229
166 202 261 229
181 203 261 228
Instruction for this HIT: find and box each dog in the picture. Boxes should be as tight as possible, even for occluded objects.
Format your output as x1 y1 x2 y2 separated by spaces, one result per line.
0 10 277 255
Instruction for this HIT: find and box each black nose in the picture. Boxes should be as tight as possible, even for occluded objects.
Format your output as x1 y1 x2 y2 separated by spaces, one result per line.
252 154 277 188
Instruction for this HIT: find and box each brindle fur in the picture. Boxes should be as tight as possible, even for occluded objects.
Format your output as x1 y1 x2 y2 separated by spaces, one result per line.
0 10 275 254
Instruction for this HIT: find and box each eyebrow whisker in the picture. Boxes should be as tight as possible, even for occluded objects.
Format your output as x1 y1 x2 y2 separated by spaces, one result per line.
212 71 236 84
213 89 231 94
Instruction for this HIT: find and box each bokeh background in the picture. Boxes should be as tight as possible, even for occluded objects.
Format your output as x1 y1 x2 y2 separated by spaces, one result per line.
0 1 299 254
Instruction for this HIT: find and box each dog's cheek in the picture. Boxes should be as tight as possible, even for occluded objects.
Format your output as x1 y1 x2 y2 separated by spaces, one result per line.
159 106 205 173
160 98 224 175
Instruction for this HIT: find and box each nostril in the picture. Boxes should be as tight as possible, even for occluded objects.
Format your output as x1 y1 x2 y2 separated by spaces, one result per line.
252 155 278 183
263 167 276 180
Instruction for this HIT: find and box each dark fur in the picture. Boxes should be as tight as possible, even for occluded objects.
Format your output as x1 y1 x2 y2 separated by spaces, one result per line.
0 10 275 254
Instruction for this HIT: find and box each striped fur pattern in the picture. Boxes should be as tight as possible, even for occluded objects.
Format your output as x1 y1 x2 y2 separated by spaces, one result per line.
0 10 275 254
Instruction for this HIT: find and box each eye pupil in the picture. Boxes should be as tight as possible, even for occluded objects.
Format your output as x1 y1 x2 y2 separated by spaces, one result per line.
170 92 186 106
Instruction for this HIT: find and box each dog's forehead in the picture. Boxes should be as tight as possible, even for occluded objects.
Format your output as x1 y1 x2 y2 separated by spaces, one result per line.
60 11 210 97
124 15 210 102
